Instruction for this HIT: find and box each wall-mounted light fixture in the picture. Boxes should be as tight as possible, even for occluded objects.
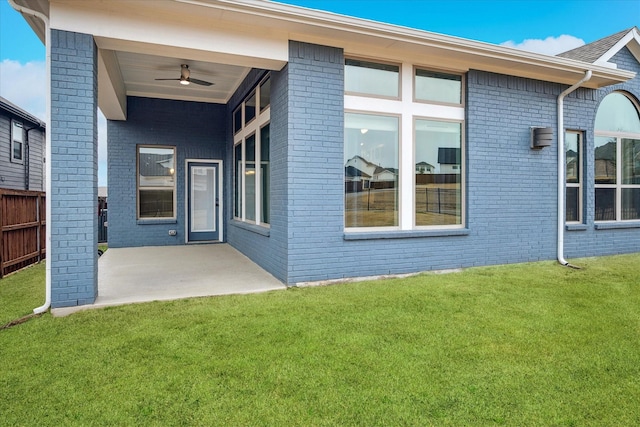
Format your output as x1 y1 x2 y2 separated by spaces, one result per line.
530 126 553 149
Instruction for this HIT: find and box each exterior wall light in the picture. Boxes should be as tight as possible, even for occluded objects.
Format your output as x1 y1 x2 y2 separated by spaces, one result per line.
530 126 553 149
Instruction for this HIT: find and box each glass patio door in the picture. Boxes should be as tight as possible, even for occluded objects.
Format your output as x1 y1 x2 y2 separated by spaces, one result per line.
187 162 220 242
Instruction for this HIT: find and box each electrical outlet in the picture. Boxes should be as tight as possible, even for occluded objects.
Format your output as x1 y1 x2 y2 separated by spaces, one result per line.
168 230 177 236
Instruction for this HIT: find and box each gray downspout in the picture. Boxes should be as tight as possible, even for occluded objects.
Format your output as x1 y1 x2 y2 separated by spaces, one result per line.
557 70 592 267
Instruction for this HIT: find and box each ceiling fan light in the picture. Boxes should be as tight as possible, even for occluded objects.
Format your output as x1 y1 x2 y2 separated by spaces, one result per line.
180 78 190 85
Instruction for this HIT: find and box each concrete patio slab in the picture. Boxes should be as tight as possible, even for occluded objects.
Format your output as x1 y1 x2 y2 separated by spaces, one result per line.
52 244 286 316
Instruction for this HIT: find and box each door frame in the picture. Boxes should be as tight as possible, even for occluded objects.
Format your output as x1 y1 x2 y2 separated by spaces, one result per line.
184 159 223 243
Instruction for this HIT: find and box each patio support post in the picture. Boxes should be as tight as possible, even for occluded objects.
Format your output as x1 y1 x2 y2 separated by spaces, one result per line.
50 30 99 307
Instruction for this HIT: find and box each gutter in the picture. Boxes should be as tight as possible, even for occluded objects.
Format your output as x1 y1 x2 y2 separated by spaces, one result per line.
8 0 51 314
557 70 592 267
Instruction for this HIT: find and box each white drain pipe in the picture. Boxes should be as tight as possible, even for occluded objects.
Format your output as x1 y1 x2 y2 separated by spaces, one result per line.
557 70 592 266
8 0 51 314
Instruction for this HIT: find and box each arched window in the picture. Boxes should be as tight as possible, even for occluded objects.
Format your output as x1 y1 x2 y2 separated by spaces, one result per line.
594 92 640 221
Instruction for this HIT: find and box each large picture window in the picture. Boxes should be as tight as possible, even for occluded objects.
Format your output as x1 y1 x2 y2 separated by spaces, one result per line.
344 58 465 231
345 113 399 228
594 92 640 221
11 120 24 163
137 146 176 219
234 75 270 226
415 119 462 226
565 131 582 223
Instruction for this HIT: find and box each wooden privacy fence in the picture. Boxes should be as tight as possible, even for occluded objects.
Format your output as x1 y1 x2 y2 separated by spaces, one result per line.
0 189 46 278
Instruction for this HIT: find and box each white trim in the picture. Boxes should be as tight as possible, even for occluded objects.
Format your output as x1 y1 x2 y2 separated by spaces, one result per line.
596 28 640 67
184 158 223 243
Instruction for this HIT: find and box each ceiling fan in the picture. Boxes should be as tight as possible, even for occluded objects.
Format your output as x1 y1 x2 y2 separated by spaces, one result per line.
155 64 214 86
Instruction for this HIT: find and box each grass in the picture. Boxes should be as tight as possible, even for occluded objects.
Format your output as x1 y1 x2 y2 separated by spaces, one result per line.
1 254 639 426
0 262 45 326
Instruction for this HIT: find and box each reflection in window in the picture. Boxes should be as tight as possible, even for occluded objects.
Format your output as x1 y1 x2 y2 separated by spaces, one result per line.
565 131 582 222
260 78 271 112
234 143 242 218
345 59 399 98
594 92 640 221
415 69 462 104
260 124 270 224
138 146 176 218
344 113 399 228
245 134 256 222
245 91 256 124
415 120 462 226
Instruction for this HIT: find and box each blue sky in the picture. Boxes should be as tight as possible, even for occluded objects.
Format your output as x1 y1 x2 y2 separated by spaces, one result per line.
1 0 638 185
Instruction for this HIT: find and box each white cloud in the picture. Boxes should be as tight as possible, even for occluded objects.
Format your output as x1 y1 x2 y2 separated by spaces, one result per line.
501 35 585 56
0 59 46 119
0 59 108 186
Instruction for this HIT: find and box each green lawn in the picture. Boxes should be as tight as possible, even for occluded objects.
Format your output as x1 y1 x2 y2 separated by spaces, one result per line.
1 254 639 426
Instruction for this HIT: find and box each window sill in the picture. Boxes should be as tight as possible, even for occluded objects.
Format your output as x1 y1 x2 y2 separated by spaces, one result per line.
565 224 587 231
344 228 469 240
595 221 640 230
231 219 270 237
137 218 177 225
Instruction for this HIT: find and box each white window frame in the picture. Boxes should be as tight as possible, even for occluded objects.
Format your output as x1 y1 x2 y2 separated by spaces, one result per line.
344 59 465 231
137 145 177 220
565 130 583 224
234 75 271 227
594 92 640 222
11 119 24 164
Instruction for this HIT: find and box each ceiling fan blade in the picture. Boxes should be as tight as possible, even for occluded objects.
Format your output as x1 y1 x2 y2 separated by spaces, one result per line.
155 78 180 81
189 78 214 86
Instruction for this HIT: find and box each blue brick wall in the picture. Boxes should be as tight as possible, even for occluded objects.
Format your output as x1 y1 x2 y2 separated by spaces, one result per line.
108 97 226 247
564 47 640 257
50 30 98 307
251 41 640 285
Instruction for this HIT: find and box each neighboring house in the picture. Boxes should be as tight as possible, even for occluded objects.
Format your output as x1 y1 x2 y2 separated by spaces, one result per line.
415 162 434 174
11 0 640 308
0 96 45 191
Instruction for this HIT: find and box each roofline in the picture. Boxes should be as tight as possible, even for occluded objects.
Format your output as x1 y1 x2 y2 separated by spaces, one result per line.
597 27 640 66
178 0 636 87
0 96 46 129
15 0 636 88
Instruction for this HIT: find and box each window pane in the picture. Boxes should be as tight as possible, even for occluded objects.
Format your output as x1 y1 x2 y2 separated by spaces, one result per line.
233 106 242 134
139 147 175 187
245 134 256 222
415 69 461 104
595 136 616 184
622 138 640 184
595 188 616 221
245 91 256 124
622 188 640 220
415 120 462 226
566 187 579 222
345 113 399 227
565 132 580 183
260 124 270 224
345 59 399 98
12 121 23 160
13 141 23 160
595 92 640 133
234 143 242 218
260 78 271 111
139 190 174 218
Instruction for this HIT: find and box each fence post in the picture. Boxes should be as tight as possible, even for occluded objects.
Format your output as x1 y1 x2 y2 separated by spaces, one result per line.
437 188 441 214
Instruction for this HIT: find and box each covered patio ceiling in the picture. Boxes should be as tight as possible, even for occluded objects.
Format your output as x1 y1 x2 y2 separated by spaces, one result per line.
110 50 251 105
